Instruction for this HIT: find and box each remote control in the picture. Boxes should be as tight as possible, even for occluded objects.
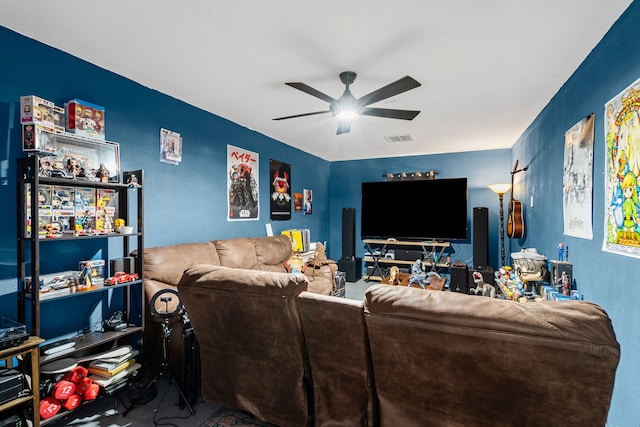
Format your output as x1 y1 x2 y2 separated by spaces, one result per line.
41 338 76 355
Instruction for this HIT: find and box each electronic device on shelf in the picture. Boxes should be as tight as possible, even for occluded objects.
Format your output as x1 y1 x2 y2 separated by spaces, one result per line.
41 338 75 355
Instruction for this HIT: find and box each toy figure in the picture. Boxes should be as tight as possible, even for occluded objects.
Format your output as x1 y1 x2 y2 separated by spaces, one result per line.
97 163 110 182
557 243 566 261
66 158 81 177
284 253 306 274
127 173 141 188
388 266 401 285
471 271 496 297
556 271 571 296
44 222 59 238
408 259 427 288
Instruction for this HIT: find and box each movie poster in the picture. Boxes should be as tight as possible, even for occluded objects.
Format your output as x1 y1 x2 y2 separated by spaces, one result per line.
563 114 594 239
227 145 259 221
269 159 291 220
603 77 640 258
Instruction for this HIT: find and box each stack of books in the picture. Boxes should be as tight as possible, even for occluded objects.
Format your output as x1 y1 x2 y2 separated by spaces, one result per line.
281 228 311 252
87 348 140 388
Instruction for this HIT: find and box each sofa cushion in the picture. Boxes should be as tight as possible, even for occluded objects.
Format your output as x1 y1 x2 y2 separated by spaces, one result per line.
213 235 291 272
364 284 620 427
143 241 219 286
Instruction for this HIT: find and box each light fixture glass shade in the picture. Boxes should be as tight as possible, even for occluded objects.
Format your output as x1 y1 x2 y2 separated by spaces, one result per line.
335 110 360 121
489 183 511 195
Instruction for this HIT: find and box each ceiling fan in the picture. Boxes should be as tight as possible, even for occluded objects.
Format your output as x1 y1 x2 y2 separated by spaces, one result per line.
273 71 421 135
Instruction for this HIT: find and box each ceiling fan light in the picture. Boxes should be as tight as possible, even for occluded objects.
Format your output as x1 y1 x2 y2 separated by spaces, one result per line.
335 110 360 121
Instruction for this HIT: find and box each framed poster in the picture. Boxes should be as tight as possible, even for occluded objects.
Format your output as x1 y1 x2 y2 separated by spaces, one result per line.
603 77 640 258
270 159 291 221
160 128 182 165
563 114 594 239
227 144 259 220
304 189 312 214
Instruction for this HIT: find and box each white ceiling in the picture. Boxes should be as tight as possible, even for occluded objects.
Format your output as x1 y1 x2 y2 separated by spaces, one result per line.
0 1 632 161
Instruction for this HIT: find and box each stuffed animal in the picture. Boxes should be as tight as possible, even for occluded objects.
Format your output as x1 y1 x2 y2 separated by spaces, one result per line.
284 252 306 274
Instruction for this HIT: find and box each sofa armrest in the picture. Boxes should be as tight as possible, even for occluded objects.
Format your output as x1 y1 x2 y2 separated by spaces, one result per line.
179 264 309 296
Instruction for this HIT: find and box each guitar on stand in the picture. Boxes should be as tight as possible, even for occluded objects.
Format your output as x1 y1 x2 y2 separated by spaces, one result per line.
507 160 528 239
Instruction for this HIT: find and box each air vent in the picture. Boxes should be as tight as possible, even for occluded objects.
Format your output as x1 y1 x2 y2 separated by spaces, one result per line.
384 134 415 143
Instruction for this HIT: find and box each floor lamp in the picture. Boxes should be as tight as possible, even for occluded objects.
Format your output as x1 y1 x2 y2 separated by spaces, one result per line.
489 183 511 267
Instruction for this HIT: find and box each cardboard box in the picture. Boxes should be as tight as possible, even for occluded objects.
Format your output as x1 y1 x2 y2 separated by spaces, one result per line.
20 95 55 127
78 259 105 285
52 105 65 132
22 123 57 153
65 99 105 140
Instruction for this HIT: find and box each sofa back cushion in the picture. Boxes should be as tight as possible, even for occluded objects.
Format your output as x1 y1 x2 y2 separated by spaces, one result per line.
213 235 291 272
297 292 374 427
178 264 309 427
143 241 220 287
364 284 620 427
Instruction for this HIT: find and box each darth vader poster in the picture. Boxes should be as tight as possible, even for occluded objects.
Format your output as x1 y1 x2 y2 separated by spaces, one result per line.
227 144 259 221
269 159 291 220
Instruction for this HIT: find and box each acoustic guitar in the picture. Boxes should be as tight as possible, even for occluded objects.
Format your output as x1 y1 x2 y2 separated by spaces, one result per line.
507 160 527 238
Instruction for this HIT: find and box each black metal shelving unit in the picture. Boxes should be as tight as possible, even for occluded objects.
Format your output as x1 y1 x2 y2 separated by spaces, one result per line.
16 151 145 424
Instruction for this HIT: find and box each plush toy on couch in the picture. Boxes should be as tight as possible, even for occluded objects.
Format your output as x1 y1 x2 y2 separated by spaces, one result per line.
284 252 306 274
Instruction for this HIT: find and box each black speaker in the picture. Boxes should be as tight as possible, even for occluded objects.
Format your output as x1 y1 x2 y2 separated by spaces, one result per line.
338 258 362 282
341 207 356 260
450 264 468 293
473 207 489 270
110 257 135 275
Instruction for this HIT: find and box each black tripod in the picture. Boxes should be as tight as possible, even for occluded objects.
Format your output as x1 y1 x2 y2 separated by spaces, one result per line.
150 289 195 415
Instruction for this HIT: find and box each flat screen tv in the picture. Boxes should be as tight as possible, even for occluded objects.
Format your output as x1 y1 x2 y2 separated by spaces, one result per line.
361 178 468 241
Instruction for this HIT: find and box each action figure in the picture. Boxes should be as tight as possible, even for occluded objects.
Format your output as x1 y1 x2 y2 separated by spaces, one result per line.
97 163 110 182
66 158 81 178
388 266 401 286
556 271 571 296
407 259 427 288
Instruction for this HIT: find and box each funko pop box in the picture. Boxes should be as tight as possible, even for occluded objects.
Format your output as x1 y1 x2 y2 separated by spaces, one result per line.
20 95 55 128
22 123 57 154
65 98 106 140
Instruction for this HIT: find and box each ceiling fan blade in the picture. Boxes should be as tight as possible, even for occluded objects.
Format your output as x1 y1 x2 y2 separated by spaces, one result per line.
273 110 331 120
357 76 421 107
361 107 421 120
336 121 351 135
285 82 337 104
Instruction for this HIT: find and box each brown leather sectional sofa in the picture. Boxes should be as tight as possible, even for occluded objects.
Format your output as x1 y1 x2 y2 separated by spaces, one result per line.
141 235 336 384
145 236 620 426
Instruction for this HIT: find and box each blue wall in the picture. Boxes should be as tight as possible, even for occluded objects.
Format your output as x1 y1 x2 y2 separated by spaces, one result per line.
1 1 639 423
0 26 331 319
509 4 640 425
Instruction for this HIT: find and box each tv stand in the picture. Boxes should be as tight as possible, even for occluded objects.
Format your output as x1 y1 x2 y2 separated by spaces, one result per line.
363 239 450 282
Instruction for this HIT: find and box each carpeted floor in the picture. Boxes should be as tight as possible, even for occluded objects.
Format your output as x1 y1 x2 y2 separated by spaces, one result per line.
199 407 277 427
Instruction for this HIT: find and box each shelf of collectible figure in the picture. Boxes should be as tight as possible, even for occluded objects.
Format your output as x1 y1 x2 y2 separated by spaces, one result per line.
25 279 142 303
17 154 144 340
